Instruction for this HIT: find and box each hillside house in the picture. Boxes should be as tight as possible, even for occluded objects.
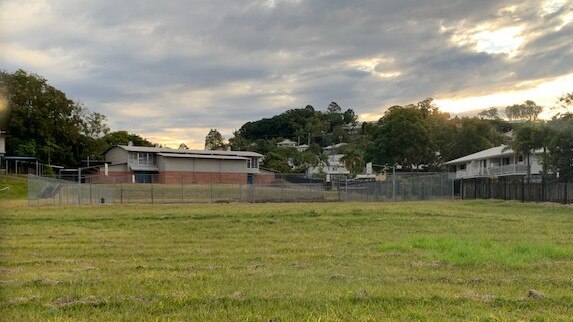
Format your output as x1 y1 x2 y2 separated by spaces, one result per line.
277 139 308 152
445 145 543 180
307 154 350 181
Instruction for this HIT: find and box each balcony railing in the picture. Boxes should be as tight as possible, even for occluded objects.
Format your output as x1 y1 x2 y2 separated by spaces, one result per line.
455 164 528 179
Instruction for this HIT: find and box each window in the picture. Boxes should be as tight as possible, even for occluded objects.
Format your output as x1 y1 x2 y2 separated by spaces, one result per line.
248 157 258 169
130 152 156 166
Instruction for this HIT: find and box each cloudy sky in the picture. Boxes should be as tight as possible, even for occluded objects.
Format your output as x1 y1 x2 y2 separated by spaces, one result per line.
1 0 572 148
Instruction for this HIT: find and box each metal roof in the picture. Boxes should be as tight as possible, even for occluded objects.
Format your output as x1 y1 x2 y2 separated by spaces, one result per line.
105 145 262 158
445 145 543 165
157 153 249 161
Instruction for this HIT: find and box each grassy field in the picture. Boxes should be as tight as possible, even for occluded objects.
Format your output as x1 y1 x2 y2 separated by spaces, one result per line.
1 200 573 320
0 175 28 200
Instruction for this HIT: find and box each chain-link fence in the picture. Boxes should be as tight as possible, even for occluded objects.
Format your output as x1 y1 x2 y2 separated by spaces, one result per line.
28 172 455 206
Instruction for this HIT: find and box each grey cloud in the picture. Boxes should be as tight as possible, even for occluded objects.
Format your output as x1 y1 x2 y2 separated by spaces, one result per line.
1 0 572 142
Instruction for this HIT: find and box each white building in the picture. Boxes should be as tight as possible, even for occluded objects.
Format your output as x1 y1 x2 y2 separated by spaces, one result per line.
445 145 543 179
277 139 308 152
277 139 297 148
307 154 350 181
0 130 6 159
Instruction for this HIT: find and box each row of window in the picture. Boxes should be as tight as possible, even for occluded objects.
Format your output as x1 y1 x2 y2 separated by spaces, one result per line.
129 153 260 169
246 157 259 169
129 153 157 166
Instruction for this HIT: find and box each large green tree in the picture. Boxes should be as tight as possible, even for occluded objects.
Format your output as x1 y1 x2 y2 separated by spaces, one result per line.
369 104 434 170
1 69 109 166
446 117 502 161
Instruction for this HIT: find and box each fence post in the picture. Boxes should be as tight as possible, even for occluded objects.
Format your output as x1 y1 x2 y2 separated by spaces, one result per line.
541 176 545 202
461 178 464 200
563 181 568 205
210 179 213 203
392 167 396 201
521 177 525 203
151 182 154 204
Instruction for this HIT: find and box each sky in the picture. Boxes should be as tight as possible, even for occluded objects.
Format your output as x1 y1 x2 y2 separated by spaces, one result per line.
1 0 572 148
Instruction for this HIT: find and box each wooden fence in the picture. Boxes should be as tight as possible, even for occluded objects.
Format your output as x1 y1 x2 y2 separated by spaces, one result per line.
460 177 572 204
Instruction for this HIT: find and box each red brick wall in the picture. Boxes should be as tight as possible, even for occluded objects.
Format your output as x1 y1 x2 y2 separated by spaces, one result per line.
159 171 248 184
91 169 274 185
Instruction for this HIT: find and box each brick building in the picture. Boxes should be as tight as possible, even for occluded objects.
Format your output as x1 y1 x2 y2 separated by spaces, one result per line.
103 145 271 184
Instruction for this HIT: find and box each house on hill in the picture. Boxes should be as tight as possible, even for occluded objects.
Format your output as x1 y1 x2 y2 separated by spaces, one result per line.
445 145 543 180
277 139 308 152
277 139 297 148
102 144 271 184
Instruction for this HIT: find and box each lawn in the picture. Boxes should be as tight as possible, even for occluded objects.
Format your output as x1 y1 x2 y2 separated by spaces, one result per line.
1 200 573 320
0 175 28 200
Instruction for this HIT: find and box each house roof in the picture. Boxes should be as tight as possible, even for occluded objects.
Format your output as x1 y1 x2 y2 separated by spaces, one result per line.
277 139 296 145
323 143 347 151
157 153 249 161
445 145 543 165
105 145 262 158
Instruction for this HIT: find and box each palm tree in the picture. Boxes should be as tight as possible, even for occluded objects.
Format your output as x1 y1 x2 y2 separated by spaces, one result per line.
341 148 364 175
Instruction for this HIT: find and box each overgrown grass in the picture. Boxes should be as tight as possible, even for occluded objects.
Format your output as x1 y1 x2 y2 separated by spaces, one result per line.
381 237 573 267
1 200 573 320
0 174 28 200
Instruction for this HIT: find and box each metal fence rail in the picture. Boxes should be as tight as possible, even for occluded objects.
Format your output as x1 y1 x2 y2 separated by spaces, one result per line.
28 173 455 206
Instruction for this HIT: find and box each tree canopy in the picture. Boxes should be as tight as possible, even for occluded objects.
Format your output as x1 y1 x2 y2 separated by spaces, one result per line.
204 129 226 150
1 69 154 166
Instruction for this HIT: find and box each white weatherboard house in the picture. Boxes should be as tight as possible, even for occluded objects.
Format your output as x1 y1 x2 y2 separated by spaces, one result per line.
445 145 543 179
307 154 350 181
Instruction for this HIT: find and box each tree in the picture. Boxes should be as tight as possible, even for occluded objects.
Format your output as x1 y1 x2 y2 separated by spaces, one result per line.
82 111 110 139
179 143 189 150
369 104 434 170
343 109 358 125
478 107 500 120
447 118 502 161
507 122 548 182
505 100 543 121
101 131 154 147
261 151 293 173
546 114 573 182
1 69 89 165
204 129 226 150
327 102 341 114
556 92 573 113
340 147 364 175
